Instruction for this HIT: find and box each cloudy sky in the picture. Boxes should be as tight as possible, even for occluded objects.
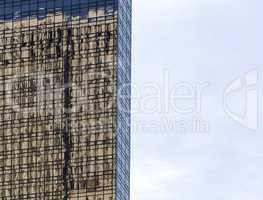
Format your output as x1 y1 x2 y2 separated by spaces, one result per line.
131 0 263 199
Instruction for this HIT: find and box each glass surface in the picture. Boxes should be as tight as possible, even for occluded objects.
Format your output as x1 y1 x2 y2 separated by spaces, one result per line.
0 0 131 199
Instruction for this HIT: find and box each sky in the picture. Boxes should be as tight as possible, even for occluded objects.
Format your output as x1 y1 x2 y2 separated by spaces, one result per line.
131 0 263 199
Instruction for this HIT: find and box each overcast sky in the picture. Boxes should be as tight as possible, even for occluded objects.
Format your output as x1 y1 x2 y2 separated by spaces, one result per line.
131 0 263 199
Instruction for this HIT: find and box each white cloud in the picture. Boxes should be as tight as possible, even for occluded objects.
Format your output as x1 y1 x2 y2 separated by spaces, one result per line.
132 0 263 199
132 159 191 200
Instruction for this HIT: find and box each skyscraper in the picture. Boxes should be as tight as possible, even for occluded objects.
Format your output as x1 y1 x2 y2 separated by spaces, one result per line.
0 0 131 199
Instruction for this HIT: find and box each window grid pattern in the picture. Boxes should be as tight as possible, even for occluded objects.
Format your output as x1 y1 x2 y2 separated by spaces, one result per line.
0 0 130 199
116 0 131 200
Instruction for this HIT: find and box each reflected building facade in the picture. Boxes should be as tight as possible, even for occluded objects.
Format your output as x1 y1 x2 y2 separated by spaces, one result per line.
0 0 131 199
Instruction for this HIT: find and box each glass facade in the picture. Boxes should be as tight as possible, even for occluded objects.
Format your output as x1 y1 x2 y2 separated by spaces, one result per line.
116 0 131 199
0 0 131 199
